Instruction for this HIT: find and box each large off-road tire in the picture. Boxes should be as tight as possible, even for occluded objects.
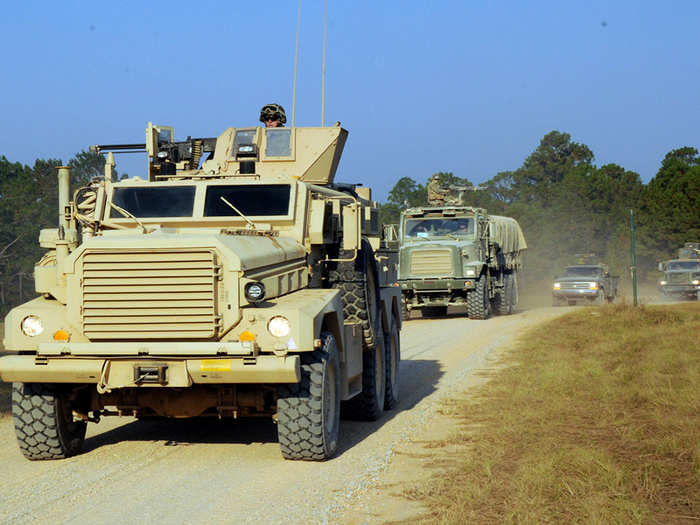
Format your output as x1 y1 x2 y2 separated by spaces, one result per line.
552 296 563 307
422 305 448 318
329 243 378 348
342 322 386 421
467 276 490 320
495 273 514 315
401 296 410 321
384 316 401 411
12 383 87 461
277 333 341 461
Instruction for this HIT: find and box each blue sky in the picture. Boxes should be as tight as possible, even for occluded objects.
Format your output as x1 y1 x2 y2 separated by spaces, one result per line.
1 1 698 201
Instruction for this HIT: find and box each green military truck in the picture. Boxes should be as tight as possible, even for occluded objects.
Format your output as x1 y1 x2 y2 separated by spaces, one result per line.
1 122 402 461
397 206 526 319
552 263 618 306
658 242 700 301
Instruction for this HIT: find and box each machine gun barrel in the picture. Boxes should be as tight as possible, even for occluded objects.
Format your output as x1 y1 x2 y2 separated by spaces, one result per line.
90 143 147 154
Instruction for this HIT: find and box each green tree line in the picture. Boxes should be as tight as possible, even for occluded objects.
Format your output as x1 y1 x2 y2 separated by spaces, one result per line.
0 131 698 314
0 151 116 315
380 131 699 288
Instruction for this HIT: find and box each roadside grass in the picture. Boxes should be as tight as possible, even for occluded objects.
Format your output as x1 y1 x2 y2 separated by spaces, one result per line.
402 302 700 524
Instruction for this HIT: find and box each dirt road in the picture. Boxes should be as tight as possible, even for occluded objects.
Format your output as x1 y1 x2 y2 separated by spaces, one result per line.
0 307 565 524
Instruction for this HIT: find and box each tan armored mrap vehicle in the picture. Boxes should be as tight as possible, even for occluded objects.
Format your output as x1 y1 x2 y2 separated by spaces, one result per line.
398 206 526 319
1 123 402 461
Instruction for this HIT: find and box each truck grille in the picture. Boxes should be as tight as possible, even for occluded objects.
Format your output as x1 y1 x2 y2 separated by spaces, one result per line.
81 250 219 340
410 250 453 276
667 273 688 284
560 281 593 290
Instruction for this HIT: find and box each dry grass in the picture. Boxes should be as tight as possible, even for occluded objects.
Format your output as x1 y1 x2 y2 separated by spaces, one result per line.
401 302 700 525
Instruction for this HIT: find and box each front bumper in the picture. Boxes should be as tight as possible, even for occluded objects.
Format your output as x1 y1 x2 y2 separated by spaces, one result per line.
553 289 600 299
0 354 300 386
399 278 475 292
660 284 699 294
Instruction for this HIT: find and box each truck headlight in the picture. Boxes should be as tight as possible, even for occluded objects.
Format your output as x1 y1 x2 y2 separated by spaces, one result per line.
268 316 291 338
659 280 667 286
588 282 598 290
465 267 477 277
244 282 266 303
553 282 561 290
21 315 44 337
692 280 699 285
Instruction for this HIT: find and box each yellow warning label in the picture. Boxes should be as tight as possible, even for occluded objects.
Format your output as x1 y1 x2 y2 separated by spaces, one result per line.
200 359 232 372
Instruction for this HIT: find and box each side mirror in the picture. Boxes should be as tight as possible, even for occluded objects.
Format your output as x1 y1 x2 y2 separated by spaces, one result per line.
658 262 664 272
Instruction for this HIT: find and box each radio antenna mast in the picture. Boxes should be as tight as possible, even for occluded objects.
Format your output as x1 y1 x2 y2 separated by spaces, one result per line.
292 0 302 127
321 0 328 126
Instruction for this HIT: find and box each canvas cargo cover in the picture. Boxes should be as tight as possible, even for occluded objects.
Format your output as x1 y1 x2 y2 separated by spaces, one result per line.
489 215 527 268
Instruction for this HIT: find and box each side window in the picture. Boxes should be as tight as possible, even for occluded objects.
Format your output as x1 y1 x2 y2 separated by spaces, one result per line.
265 129 292 157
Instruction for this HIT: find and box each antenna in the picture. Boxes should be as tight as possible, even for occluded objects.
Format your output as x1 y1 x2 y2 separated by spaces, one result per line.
292 0 302 127
321 0 328 126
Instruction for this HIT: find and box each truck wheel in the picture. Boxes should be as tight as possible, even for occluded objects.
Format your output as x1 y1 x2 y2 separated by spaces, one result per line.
467 277 490 320
384 316 401 411
277 333 341 460
422 306 447 318
342 322 386 421
329 243 378 348
595 289 605 305
401 296 410 321
12 383 87 461
493 273 514 315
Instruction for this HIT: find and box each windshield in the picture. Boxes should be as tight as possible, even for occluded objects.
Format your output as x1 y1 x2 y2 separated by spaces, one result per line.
562 266 602 278
204 184 291 216
404 217 474 239
667 261 700 271
110 186 196 218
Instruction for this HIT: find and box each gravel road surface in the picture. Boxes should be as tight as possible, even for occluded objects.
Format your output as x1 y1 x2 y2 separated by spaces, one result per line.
0 307 565 524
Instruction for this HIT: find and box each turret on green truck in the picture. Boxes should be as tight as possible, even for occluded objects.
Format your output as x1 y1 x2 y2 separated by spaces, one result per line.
1 122 402 461
657 243 700 301
397 206 526 319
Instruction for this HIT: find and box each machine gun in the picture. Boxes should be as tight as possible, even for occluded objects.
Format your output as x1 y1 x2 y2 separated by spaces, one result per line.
90 122 217 178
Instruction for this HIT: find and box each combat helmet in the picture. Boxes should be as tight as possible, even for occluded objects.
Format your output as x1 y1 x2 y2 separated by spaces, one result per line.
259 103 287 125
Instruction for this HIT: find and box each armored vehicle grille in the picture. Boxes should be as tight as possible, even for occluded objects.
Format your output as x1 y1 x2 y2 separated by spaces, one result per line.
81 250 219 339
667 273 688 284
410 250 453 276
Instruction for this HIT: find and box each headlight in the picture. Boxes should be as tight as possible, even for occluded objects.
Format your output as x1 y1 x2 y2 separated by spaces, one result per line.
692 280 699 285
465 267 477 277
588 282 598 290
659 280 667 286
244 282 266 303
21 315 44 337
553 282 561 290
268 316 291 338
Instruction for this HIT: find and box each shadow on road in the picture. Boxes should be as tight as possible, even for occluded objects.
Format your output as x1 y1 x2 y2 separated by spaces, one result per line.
81 358 443 458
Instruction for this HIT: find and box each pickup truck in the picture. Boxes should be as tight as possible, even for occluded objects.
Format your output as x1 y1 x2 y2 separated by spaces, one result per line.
552 264 618 306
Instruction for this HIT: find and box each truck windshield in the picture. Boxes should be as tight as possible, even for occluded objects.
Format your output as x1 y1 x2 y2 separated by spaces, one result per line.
204 184 291 216
110 186 196 218
667 261 700 271
404 217 474 239
562 267 601 277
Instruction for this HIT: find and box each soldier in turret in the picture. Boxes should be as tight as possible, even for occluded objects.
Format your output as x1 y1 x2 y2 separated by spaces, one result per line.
426 174 450 205
259 103 287 128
